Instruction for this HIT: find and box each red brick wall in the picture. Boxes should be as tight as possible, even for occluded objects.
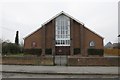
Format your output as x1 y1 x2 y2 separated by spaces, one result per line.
24 20 55 49
2 56 53 65
1 56 119 66
24 16 103 56
55 46 70 55
84 27 103 55
45 20 54 48
24 28 43 49
71 20 103 56
68 57 119 66
72 20 81 48
84 27 103 49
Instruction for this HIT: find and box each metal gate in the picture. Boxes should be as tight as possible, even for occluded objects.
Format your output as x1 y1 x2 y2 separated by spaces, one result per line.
54 55 67 66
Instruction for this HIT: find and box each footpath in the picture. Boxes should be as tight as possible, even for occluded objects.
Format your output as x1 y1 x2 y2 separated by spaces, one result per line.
1 65 119 75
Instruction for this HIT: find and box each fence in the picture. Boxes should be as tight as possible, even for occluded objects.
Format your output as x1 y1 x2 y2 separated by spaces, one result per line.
104 49 120 56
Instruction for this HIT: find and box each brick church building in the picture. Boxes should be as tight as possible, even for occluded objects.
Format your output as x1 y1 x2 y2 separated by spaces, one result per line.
24 11 104 56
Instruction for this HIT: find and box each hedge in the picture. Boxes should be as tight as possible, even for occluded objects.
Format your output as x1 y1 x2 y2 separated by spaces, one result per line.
45 48 52 55
74 48 81 55
2 43 21 54
24 48 42 56
88 49 104 56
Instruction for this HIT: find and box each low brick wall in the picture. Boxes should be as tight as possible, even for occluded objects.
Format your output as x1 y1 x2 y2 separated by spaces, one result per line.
2 56 53 66
67 56 119 66
1 56 119 66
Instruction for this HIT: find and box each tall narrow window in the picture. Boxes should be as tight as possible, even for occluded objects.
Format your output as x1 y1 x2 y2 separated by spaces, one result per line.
55 15 70 46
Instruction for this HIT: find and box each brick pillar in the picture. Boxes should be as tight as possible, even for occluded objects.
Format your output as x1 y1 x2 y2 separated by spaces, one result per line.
52 20 55 56
80 24 84 56
42 25 46 56
80 25 87 57
70 19 74 55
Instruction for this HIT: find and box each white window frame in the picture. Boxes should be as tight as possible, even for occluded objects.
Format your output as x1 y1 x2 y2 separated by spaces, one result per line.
55 15 70 46
89 41 95 47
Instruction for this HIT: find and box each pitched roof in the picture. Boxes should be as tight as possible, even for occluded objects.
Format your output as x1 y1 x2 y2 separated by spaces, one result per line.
113 43 120 48
104 42 113 48
24 11 104 39
41 11 84 26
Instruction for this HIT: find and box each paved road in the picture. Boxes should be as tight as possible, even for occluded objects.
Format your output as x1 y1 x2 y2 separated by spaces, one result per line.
1 65 119 78
2 65 118 75
1 78 120 80
2 72 119 78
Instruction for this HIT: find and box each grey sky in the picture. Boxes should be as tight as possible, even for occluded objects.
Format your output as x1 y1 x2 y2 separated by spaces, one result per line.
0 0 119 45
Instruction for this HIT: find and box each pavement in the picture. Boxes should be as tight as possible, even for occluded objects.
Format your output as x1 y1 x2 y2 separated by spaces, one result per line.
1 65 119 75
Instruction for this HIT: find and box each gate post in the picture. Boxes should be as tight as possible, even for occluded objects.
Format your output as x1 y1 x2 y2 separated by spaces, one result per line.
66 55 68 66
53 53 55 66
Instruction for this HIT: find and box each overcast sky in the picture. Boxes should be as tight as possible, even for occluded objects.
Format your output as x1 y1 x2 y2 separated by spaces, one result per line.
0 0 119 45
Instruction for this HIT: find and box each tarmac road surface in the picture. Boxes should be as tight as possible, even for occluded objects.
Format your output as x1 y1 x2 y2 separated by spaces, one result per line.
2 72 119 78
1 65 119 79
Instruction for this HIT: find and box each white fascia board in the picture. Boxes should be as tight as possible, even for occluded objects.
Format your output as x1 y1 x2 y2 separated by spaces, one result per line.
41 11 84 26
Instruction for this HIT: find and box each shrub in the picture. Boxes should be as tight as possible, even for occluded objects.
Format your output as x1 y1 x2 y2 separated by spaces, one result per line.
74 48 81 55
88 49 104 56
2 43 20 55
45 48 52 55
24 48 42 56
